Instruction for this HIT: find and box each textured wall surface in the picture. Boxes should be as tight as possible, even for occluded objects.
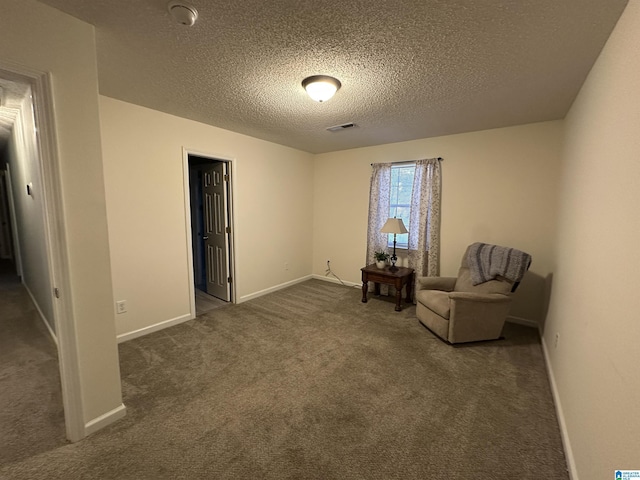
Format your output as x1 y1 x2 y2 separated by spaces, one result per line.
543 2 640 478
99 96 314 338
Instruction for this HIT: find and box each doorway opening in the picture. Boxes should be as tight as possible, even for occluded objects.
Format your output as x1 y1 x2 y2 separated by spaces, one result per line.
186 154 235 316
0 169 16 265
0 65 83 443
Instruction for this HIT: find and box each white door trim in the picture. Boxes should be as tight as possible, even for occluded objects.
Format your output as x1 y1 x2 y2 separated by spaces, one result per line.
181 148 237 317
0 61 85 441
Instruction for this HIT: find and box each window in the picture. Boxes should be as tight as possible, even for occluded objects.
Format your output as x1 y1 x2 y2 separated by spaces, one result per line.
367 158 441 278
388 163 415 249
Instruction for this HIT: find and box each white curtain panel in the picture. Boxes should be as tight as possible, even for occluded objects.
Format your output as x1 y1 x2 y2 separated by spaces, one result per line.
407 158 442 281
366 158 441 300
365 162 393 267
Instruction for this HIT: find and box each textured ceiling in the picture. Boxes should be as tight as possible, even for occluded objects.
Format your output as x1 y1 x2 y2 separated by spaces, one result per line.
0 78 30 149
30 1 631 153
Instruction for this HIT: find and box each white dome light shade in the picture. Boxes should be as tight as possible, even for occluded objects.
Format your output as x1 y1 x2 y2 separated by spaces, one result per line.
302 75 341 102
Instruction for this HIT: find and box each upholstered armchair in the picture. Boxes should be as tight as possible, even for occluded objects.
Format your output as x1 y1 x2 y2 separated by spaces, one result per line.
416 244 530 344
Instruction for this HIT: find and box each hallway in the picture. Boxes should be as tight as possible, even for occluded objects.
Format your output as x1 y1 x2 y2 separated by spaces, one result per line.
0 259 66 465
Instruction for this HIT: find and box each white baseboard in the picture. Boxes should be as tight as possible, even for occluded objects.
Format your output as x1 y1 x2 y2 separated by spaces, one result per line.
506 315 539 329
117 313 193 343
311 274 361 288
23 282 58 346
84 403 127 436
238 275 313 303
541 336 577 480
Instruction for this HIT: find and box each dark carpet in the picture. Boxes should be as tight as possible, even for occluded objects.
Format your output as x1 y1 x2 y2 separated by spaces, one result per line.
0 259 66 467
1 278 568 479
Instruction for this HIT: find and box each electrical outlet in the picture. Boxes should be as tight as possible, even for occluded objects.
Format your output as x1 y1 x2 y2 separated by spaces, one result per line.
116 300 127 314
554 333 560 349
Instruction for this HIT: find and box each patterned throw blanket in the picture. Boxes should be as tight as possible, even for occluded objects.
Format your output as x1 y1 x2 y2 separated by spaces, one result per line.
467 242 532 286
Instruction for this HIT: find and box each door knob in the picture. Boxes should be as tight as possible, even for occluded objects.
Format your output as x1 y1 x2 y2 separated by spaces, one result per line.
203 236 209 240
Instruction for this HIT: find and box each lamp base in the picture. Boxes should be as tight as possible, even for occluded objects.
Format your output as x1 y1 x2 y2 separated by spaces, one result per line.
389 253 398 272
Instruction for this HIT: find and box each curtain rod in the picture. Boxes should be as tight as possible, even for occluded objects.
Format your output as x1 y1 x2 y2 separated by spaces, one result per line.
371 157 443 166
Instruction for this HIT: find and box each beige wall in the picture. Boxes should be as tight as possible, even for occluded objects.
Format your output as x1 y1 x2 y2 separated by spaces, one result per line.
313 121 562 323
99 96 314 337
0 0 122 428
543 2 640 478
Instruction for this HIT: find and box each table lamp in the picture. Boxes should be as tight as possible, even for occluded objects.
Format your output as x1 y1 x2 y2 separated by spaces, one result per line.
380 217 408 271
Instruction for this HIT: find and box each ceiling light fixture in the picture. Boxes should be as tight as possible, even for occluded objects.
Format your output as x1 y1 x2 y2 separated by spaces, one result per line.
302 75 341 103
167 1 198 26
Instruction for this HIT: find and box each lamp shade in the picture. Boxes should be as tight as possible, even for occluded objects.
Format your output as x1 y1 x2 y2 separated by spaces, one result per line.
302 75 341 102
380 217 408 234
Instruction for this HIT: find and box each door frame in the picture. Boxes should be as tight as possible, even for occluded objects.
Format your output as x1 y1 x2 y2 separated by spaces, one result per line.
0 62 85 441
181 148 237 316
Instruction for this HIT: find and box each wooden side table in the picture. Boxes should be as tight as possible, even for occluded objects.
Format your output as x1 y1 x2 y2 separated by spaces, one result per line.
361 264 414 312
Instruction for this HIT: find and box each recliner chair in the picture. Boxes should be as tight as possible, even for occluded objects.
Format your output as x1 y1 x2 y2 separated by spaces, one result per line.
416 245 529 344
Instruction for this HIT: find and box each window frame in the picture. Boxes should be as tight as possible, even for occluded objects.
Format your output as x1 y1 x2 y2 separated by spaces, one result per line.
387 162 415 250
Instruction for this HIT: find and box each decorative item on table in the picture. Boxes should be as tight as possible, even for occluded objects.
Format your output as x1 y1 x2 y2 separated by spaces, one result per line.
380 217 408 271
374 250 390 269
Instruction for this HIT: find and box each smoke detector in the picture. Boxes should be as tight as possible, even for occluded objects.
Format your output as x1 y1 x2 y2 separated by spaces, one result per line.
168 2 198 26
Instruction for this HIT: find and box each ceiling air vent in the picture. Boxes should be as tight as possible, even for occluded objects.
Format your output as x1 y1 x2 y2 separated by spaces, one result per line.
326 122 357 132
